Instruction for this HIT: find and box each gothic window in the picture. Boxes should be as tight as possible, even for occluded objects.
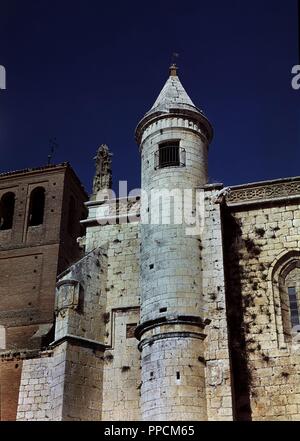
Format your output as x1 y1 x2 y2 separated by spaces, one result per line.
279 261 300 339
28 187 45 226
288 287 300 327
155 141 186 169
0 192 15 230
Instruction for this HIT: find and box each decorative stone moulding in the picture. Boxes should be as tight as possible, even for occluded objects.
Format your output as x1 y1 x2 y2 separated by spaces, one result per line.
135 109 213 147
227 179 300 205
135 315 211 351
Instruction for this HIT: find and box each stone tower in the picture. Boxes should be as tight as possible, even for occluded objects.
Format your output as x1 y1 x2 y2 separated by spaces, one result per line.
0 163 87 420
135 65 213 420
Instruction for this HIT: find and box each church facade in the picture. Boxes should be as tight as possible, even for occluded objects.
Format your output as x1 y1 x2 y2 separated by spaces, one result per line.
1 66 300 421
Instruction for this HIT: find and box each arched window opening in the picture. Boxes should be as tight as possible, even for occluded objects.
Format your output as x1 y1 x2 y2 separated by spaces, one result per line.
278 260 300 340
0 192 15 230
28 187 45 227
287 287 300 327
67 196 77 237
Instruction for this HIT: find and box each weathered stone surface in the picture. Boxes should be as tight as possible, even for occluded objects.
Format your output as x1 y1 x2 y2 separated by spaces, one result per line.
3 69 300 422
224 196 300 421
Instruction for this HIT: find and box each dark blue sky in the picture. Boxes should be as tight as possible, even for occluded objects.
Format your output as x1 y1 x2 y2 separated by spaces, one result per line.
0 0 299 195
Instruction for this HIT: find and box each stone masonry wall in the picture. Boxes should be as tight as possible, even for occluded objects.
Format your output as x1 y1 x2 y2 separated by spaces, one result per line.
224 199 300 420
140 335 207 421
202 187 233 420
17 341 104 421
17 247 108 421
102 309 140 420
55 249 108 343
17 353 53 420
85 222 141 420
84 186 234 421
60 342 104 421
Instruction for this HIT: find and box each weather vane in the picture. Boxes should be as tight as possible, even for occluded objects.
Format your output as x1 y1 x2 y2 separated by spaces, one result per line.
171 52 180 65
48 138 58 165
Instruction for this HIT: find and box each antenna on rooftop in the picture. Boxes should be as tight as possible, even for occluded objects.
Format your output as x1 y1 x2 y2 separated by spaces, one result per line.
48 138 58 165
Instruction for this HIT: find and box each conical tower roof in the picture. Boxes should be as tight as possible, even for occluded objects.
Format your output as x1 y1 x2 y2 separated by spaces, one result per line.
135 64 213 145
146 64 204 116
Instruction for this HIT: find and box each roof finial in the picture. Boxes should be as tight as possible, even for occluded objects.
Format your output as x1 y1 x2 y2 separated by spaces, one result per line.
169 63 178 77
169 52 179 76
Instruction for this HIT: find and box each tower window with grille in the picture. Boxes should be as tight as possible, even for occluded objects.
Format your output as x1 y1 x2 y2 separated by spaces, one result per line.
155 141 185 169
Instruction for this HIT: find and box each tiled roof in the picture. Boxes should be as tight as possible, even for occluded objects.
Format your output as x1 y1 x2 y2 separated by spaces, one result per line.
0 162 88 197
0 162 69 177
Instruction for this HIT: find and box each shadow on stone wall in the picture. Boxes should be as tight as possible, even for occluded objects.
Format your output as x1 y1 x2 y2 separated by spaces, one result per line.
222 205 252 421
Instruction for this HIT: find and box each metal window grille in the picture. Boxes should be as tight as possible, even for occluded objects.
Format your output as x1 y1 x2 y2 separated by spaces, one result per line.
154 142 185 169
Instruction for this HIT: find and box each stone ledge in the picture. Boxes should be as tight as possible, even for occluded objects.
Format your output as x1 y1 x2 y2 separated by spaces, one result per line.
49 334 105 351
135 315 210 341
138 331 207 351
0 349 53 361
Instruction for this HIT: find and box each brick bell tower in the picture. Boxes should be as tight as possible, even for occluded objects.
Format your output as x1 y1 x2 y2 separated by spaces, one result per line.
135 65 213 420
